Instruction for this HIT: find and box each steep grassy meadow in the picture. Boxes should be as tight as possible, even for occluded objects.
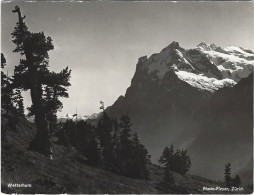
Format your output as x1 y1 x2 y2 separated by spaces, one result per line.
1 114 252 194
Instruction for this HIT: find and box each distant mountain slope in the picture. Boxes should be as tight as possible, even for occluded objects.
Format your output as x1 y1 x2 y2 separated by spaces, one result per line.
57 113 100 123
188 73 253 183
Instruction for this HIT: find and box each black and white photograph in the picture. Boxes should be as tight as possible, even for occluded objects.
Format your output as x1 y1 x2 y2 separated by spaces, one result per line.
1 1 253 194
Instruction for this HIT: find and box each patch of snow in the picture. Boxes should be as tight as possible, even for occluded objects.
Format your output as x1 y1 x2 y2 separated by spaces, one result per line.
224 46 253 57
183 58 190 65
217 65 227 71
175 49 184 58
176 70 236 92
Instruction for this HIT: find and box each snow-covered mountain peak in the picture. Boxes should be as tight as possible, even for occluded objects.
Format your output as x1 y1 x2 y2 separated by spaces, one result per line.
134 41 253 92
197 42 219 51
161 41 180 51
197 44 254 82
144 41 197 79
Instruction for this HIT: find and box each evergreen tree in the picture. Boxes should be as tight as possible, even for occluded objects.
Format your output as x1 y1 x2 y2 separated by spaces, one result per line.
159 145 175 170
159 145 191 175
76 120 100 166
159 146 170 164
112 118 120 169
96 112 114 171
173 149 181 172
173 149 191 174
159 145 174 168
12 88 25 117
11 6 71 156
178 149 191 174
159 146 175 189
63 119 76 147
232 175 241 187
1 53 14 114
118 114 133 176
54 120 73 148
224 163 232 188
1 53 6 68
130 132 150 179
85 129 100 166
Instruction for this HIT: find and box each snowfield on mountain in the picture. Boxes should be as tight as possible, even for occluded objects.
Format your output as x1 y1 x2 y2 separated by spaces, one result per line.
175 70 236 92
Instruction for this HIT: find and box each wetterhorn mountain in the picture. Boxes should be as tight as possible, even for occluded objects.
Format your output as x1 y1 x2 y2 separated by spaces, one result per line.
105 41 253 182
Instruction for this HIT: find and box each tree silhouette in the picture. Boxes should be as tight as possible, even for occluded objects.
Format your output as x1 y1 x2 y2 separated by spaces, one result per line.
118 114 133 176
1 53 6 68
58 119 75 148
224 163 232 188
159 145 174 167
159 146 175 189
75 120 100 166
112 118 120 169
130 132 150 179
57 112 150 179
174 149 191 174
232 175 241 187
115 115 150 179
1 53 14 115
11 6 71 156
96 112 114 171
13 88 24 117
159 145 191 177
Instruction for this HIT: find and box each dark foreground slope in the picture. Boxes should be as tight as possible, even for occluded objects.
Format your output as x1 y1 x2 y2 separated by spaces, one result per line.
1 115 252 194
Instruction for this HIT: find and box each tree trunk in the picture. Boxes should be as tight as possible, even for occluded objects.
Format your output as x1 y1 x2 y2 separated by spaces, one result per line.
28 85 51 156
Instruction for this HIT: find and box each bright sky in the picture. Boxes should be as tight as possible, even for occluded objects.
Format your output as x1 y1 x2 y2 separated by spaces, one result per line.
1 1 253 116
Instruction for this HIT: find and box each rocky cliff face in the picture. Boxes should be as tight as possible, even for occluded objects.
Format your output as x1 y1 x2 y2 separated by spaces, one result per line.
105 41 253 181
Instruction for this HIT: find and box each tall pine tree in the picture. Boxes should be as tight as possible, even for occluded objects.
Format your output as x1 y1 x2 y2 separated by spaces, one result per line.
96 112 114 171
118 114 133 176
112 118 120 169
12 6 71 156
130 132 150 179
159 146 175 189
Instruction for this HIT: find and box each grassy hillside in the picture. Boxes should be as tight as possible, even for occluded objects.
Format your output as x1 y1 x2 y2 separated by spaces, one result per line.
1 115 252 194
